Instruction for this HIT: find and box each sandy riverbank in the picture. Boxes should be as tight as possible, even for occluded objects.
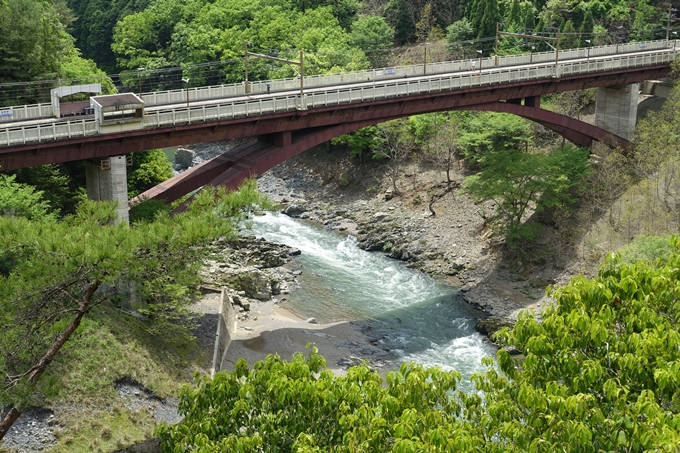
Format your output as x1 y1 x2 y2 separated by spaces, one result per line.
221 295 394 375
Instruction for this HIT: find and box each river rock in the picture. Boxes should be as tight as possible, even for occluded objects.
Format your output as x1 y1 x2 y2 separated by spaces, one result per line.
282 204 307 217
232 295 251 310
174 148 195 168
475 317 515 339
225 268 271 301
373 212 389 221
271 280 281 295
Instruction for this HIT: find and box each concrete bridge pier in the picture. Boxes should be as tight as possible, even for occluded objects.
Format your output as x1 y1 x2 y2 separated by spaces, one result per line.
85 155 130 225
595 83 639 141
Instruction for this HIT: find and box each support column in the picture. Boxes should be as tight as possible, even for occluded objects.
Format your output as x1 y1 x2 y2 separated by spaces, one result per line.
595 83 639 141
85 155 130 225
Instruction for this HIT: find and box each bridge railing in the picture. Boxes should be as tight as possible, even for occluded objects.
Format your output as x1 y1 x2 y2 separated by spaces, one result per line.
1 47 677 148
0 103 53 123
1 39 673 124
142 39 673 103
1 118 98 146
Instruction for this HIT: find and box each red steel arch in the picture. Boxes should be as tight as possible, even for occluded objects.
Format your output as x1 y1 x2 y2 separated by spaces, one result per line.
135 97 628 210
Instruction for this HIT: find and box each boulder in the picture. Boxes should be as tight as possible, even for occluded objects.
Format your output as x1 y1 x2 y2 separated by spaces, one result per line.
282 204 307 217
271 280 281 295
225 268 271 301
475 317 515 339
174 148 195 168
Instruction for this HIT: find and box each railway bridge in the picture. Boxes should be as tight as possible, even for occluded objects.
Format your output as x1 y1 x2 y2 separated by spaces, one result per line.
0 39 676 222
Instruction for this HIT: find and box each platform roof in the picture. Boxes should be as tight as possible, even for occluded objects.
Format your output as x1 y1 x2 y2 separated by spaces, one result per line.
51 84 101 99
91 93 144 111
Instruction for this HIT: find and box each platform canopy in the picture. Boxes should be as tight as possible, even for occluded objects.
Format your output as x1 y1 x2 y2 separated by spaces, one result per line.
50 84 101 118
91 93 145 131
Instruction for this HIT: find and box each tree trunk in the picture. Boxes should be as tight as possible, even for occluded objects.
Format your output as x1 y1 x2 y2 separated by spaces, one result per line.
0 281 100 440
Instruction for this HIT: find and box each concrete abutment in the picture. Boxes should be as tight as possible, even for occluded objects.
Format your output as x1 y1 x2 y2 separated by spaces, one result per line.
85 155 130 225
595 83 639 141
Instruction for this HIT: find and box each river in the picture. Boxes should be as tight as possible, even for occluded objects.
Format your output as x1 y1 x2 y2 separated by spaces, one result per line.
246 213 496 388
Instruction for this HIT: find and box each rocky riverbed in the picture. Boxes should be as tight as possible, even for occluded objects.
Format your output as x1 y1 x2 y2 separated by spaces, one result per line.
254 144 567 325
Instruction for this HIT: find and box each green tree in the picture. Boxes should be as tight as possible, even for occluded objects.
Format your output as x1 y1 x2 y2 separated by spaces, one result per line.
445 17 474 43
0 175 53 221
8 163 85 217
331 125 381 160
0 0 69 83
486 243 680 451
457 112 532 168
505 0 522 30
561 19 578 49
461 145 590 245
116 0 368 81
384 0 416 44
291 0 359 30
415 2 437 42
373 119 416 194
579 9 594 45
66 0 152 71
470 0 500 39
428 115 461 184
0 181 270 438
158 348 472 452
350 15 394 66
128 149 174 198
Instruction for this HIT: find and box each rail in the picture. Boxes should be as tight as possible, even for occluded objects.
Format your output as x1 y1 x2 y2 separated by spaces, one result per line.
1 43 677 148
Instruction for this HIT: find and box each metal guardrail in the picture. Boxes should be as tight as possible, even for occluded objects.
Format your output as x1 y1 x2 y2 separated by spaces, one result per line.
142 39 673 104
1 43 677 148
2 39 674 122
0 103 53 123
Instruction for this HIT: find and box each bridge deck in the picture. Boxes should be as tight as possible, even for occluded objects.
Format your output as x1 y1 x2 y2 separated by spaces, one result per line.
0 40 676 171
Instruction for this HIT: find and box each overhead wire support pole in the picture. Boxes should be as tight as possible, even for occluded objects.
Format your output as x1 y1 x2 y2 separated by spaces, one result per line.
244 41 249 94
555 28 561 67
424 44 427 74
244 48 305 105
495 22 499 66
299 50 304 99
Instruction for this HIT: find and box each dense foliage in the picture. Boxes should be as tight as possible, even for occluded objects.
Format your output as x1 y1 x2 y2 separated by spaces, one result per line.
0 181 270 438
158 239 680 452
110 0 372 85
0 0 113 103
462 145 591 245
0 175 55 221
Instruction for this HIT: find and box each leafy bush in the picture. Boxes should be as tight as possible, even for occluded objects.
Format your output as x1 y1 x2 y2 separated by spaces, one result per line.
129 198 172 224
158 238 680 452
617 234 675 263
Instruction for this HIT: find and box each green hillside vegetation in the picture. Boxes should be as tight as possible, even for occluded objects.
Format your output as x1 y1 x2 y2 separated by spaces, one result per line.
0 180 270 440
158 241 680 451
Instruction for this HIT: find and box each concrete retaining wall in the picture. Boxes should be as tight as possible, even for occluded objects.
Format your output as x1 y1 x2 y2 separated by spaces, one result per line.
211 288 237 376
111 288 237 452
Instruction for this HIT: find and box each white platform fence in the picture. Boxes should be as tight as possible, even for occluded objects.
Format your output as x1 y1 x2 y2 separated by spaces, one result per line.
1 40 677 147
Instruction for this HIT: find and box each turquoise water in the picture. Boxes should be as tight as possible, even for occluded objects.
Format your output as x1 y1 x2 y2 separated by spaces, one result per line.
246 212 496 387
